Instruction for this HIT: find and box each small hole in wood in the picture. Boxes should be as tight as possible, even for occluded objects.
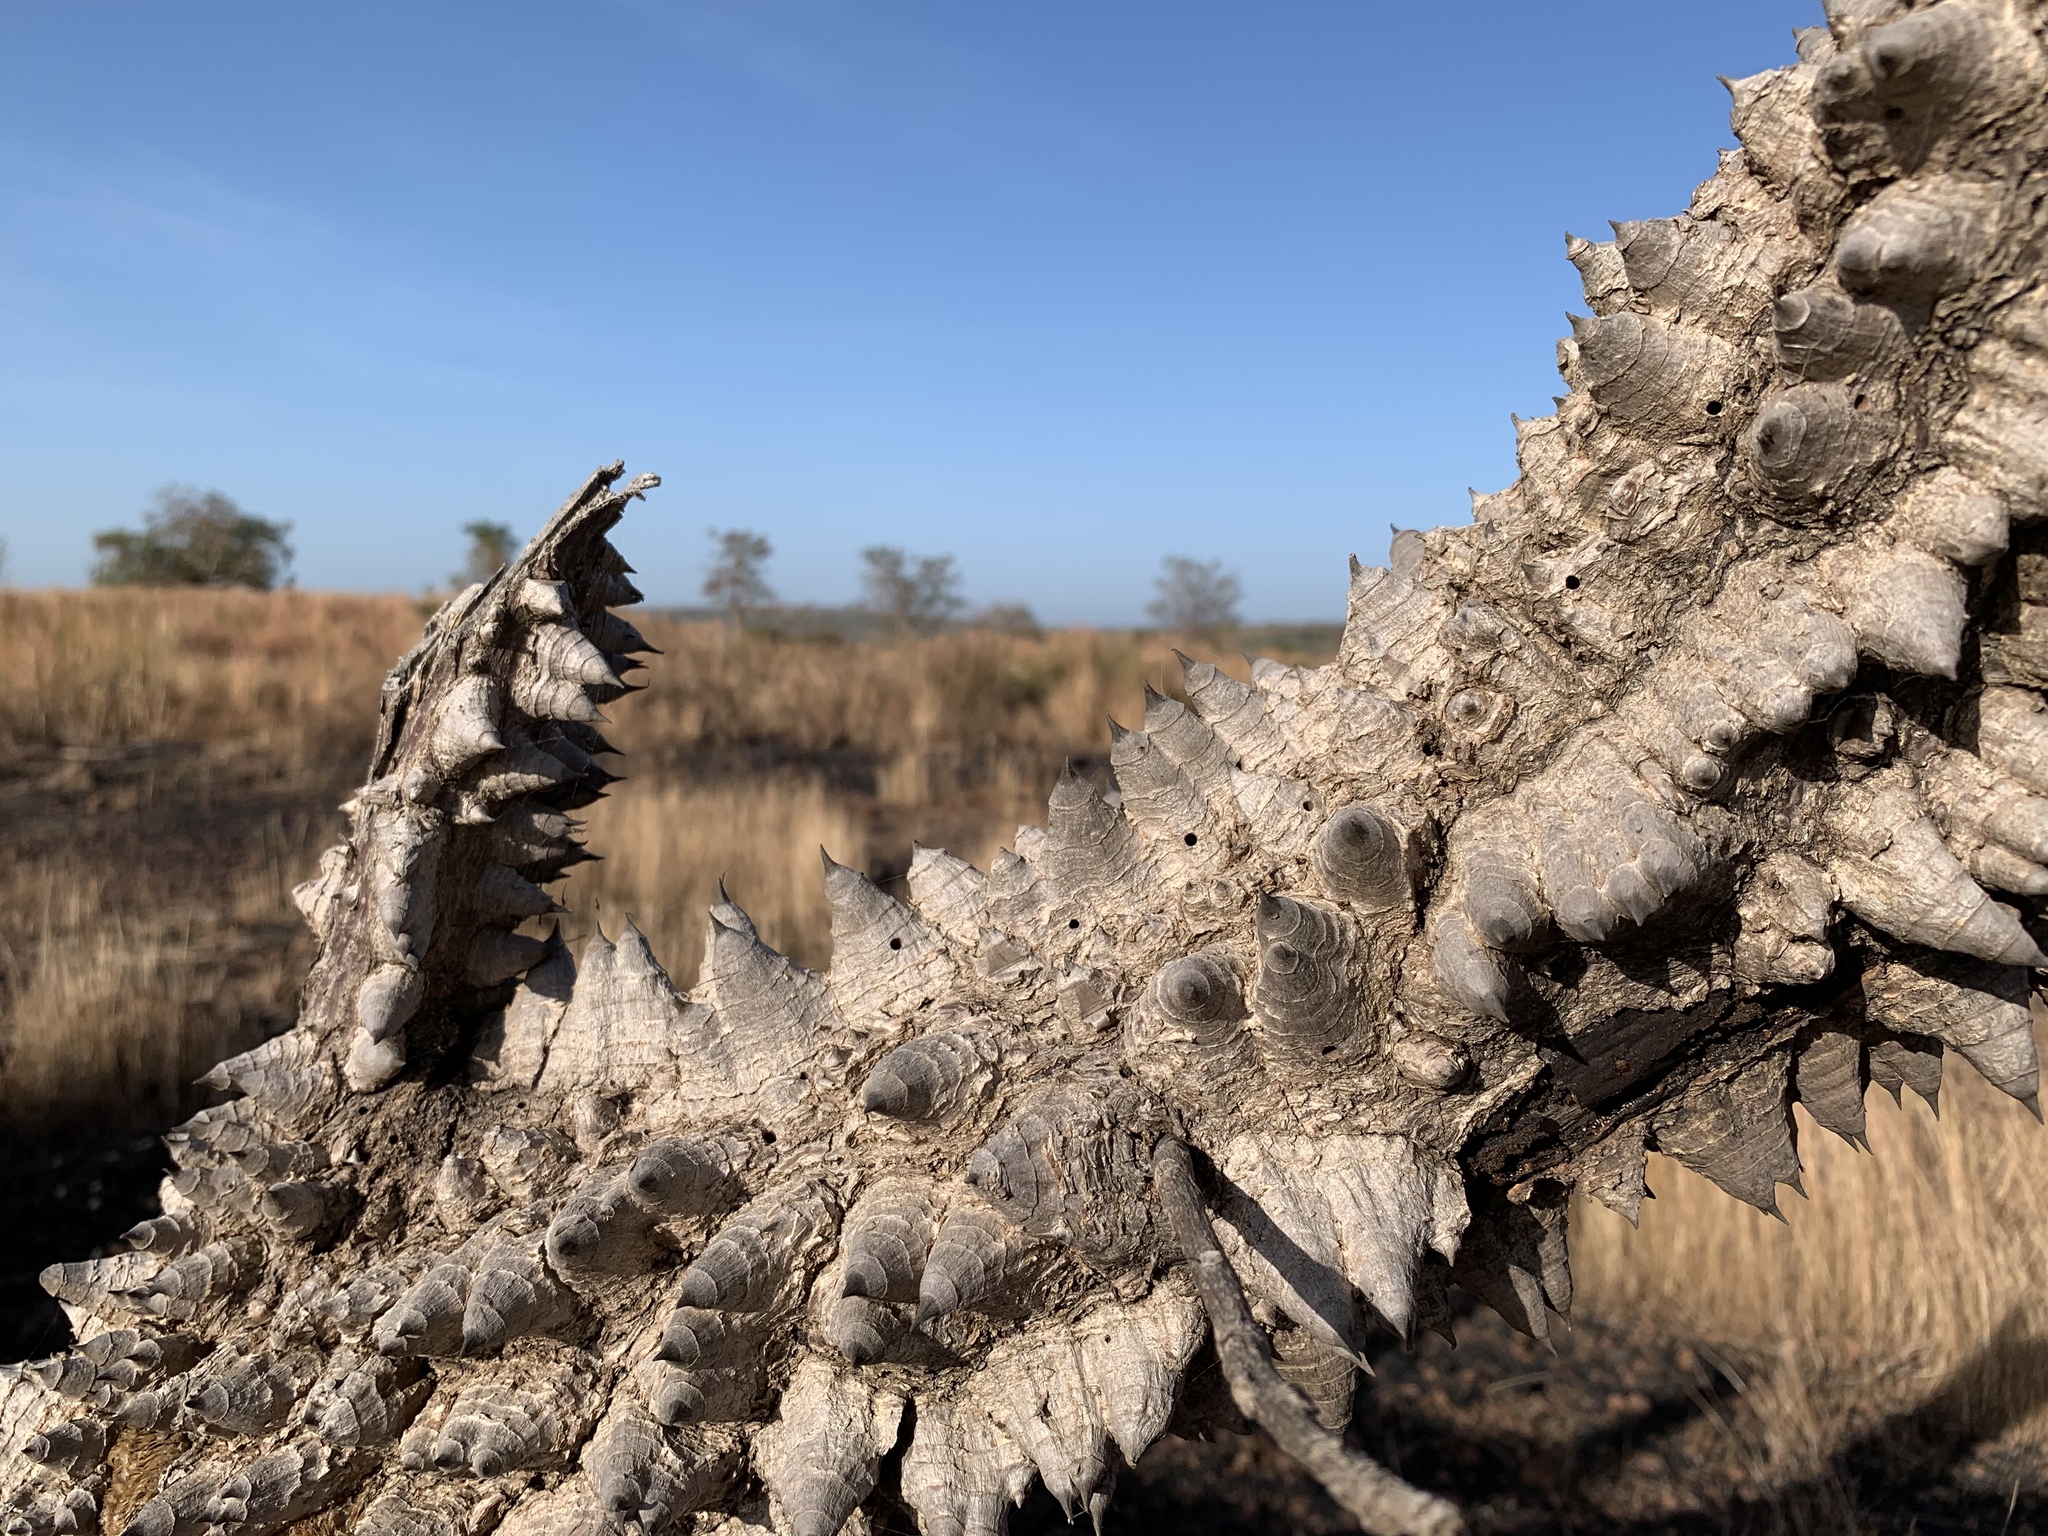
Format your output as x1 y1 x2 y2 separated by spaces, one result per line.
1564 574 1581 590
888 937 902 951
1184 832 1199 846
1705 400 1724 415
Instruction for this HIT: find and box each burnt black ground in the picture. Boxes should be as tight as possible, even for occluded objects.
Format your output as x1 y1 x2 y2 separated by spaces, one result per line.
0 1133 169 1362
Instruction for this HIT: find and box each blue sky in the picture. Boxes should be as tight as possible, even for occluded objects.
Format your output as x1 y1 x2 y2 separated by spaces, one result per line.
0 2 1820 622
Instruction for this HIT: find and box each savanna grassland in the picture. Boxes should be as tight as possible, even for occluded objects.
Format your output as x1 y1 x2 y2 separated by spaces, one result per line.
1 588 2044 1533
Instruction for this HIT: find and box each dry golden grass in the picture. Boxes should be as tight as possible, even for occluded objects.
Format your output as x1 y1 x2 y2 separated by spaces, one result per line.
572 774 874 984
0 587 424 763
3 587 2046 1510
1575 1048 2048 1466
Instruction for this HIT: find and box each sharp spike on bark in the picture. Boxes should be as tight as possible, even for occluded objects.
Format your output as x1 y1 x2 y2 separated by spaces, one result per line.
1863 957 2039 1108
756 1359 905 1536
1834 178 1993 302
196 1029 336 1128
1251 894 1368 1063
426 673 506 775
1794 1029 1870 1147
860 1028 999 1123
1078 1287 1205 1466
839 1177 942 1304
545 1170 661 1281
1653 1055 1802 1214
21 1418 106 1477
1214 1135 1467 1354
1311 803 1412 909
586 607 657 654
899 1395 1033 1536
1823 537 1968 677
428 1360 598 1477
258 1177 347 1243
624 1135 744 1217
1149 950 1251 1051
700 906 837 1103
915 1197 1033 1327
1828 774 2048 967
122 1211 206 1255
1869 1047 1921 1118
1177 652 1291 773
823 846 956 1024
1580 1125 1649 1225
1772 283 1905 380
647 1306 765 1423
536 919 693 1099
514 578 573 621
1110 718 1238 875
1430 917 1515 1022
459 1231 575 1354
1748 382 1884 503
677 1182 839 1312
584 1407 740 1530
818 1292 908 1367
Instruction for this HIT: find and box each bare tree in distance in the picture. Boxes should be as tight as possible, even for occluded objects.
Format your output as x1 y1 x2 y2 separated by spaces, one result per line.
860 544 964 635
90 486 294 590
1147 554 1242 638
704 528 775 632
456 520 518 589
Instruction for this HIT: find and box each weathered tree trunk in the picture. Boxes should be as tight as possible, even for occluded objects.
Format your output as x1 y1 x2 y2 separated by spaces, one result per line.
7 7 2048 1532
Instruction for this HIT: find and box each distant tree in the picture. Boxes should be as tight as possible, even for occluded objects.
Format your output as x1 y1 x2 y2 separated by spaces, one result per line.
703 528 776 631
1146 554 1242 637
457 520 518 587
91 487 293 590
972 600 1042 637
860 546 965 635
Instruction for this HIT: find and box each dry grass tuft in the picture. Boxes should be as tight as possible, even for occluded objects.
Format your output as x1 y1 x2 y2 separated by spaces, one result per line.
573 774 872 984
0 588 423 764
1576 1035 2048 1466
